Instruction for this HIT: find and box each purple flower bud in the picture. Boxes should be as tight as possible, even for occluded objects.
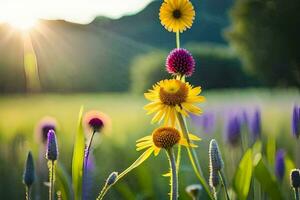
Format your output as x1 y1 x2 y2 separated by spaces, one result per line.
292 105 300 138
23 151 35 187
250 109 261 141
275 149 285 181
291 169 300 188
84 111 110 133
46 130 58 161
166 48 195 77
225 115 241 146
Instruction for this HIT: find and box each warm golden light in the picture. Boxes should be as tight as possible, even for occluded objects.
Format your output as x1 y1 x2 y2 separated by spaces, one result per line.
6 17 37 31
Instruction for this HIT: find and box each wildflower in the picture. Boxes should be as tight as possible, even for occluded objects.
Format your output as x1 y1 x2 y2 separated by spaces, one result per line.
35 116 57 144
159 0 195 33
136 127 200 158
225 115 241 146
144 79 205 126
292 105 300 138
83 154 96 200
185 184 202 199
46 130 58 161
106 172 118 186
23 151 35 187
84 111 110 133
250 109 261 141
166 48 195 77
209 139 224 172
275 149 285 182
291 169 300 188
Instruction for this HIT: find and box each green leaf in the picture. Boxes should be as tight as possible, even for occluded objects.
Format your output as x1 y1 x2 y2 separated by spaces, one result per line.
56 163 73 200
253 153 284 200
266 137 276 166
233 149 253 200
72 107 85 200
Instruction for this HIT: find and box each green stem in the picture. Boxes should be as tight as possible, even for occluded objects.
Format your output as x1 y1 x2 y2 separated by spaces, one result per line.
85 130 96 168
167 149 178 200
177 113 213 200
176 31 180 48
25 186 30 200
295 188 300 200
49 161 55 200
176 145 181 174
218 171 230 200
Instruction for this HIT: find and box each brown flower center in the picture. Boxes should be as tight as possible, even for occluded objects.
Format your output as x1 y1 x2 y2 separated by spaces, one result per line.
159 80 188 106
173 9 182 19
152 127 181 149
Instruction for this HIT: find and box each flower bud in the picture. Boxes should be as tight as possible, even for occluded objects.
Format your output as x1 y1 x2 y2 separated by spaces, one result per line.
106 172 118 186
291 169 300 188
185 184 202 199
209 139 224 172
23 151 35 187
46 130 58 161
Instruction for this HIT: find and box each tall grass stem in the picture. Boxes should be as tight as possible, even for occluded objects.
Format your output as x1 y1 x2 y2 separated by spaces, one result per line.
218 171 230 200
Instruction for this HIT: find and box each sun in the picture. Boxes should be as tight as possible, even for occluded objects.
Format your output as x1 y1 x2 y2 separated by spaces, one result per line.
6 16 38 31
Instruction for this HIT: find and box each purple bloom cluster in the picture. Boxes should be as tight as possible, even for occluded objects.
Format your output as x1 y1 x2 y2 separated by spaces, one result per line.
275 149 285 181
250 109 261 141
225 114 241 146
292 105 300 138
166 48 195 77
46 130 58 161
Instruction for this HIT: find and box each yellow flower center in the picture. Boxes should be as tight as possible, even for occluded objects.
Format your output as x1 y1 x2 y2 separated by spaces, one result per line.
172 9 182 19
152 127 181 149
159 80 188 106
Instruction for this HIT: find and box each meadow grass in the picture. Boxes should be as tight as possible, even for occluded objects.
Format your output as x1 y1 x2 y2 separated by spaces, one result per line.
0 89 299 199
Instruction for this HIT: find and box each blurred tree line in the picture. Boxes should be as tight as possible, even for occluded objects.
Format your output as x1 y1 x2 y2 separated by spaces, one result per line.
226 0 300 87
130 43 259 93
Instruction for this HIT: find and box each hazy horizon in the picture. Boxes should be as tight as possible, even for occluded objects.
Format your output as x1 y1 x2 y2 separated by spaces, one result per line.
0 0 153 25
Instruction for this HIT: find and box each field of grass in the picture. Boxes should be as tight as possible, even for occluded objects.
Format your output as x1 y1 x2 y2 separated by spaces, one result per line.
0 89 299 199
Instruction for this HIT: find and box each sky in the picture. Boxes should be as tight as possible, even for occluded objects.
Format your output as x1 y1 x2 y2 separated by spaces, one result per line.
0 0 153 24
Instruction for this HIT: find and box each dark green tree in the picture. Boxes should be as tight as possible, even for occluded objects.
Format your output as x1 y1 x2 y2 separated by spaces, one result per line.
226 0 300 87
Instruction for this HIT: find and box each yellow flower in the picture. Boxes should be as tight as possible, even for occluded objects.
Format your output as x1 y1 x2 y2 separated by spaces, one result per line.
136 127 201 158
159 0 195 33
144 79 205 126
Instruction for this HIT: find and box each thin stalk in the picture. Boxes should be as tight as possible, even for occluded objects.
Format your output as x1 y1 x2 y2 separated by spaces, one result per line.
176 31 180 48
295 188 300 200
25 186 30 200
49 161 55 200
218 171 230 200
85 130 96 169
177 113 213 200
167 149 178 200
176 145 181 174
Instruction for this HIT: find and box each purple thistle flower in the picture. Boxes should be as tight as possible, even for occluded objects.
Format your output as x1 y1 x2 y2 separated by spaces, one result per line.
46 130 58 161
35 117 57 144
250 109 261 141
225 114 241 146
84 111 110 133
275 149 285 181
166 48 195 77
292 105 300 138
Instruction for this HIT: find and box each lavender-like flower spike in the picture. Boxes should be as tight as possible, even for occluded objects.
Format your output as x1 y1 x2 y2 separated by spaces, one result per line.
250 109 261 141
291 169 300 188
209 139 224 172
23 151 35 187
275 149 285 181
292 105 300 138
209 170 219 188
225 114 241 146
46 130 58 161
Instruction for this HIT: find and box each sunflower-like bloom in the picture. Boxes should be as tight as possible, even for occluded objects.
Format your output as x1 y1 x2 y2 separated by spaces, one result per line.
136 127 201 158
159 0 195 33
144 79 205 126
